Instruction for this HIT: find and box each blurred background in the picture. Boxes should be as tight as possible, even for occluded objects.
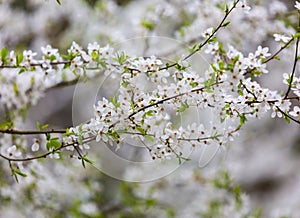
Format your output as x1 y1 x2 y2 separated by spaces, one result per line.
0 0 299 217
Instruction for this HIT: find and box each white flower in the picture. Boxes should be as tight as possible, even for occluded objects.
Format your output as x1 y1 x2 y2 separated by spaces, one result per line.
282 73 290 85
205 42 219 55
255 46 271 58
273 34 292 43
202 27 213 38
49 148 60 159
31 138 40 152
237 0 251 11
87 42 100 55
70 56 83 70
7 145 22 157
271 100 291 118
41 45 59 57
295 1 300 10
289 106 300 117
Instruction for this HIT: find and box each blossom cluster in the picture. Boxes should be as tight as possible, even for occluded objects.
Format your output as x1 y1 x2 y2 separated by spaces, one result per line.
0 0 299 166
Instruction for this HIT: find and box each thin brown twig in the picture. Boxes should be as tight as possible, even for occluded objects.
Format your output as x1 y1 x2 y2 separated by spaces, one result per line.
0 136 96 162
0 128 66 135
276 106 300 125
284 12 300 99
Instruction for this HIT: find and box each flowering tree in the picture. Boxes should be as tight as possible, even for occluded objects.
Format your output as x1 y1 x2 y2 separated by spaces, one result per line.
0 0 299 217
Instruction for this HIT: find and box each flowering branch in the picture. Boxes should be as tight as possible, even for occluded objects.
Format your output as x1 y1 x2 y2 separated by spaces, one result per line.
158 0 240 71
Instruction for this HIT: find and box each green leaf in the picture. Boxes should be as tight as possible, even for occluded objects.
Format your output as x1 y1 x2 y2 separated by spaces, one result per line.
46 133 51 140
145 198 157 208
90 51 98 60
237 89 244 96
176 100 189 113
145 135 154 142
121 81 130 88
56 0 61 5
46 142 51 151
208 36 217 43
79 155 93 168
63 128 75 137
224 4 229 12
284 113 291 124
141 19 155 30
233 185 242 209
222 21 231 27
1 47 8 64
204 70 216 88
110 94 120 108
189 81 198 88
49 54 56 62
218 60 224 70
47 138 62 150
0 121 14 129
238 113 247 129
13 82 19 95
114 51 127 65
18 67 26 74
13 169 27 177
145 110 154 116
37 122 49 130
274 56 280 61
136 126 146 135
294 32 300 39
16 53 23 66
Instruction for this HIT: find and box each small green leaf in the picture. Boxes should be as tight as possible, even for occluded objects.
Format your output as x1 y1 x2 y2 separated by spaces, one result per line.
294 32 300 39
176 100 189 113
46 133 51 140
145 135 154 142
233 185 242 209
79 155 93 168
56 0 61 5
141 19 155 30
91 51 98 60
224 4 229 12
47 137 61 150
16 53 23 66
121 81 130 88
110 94 120 108
274 56 280 61
237 89 244 96
208 36 217 43
190 81 198 88
14 169 27 177
49 54 56 61
37 122 49 130
46 142 51 151
0 121 14 129
18 67 26 74
1 47 8 64
218 60 224 70
145 110 154 116
63 128 75 137
222 21 231 27
238 113 247 129
13 82 19 95
284 113 291 124
136 126 146 135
